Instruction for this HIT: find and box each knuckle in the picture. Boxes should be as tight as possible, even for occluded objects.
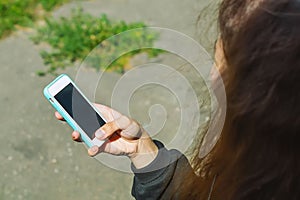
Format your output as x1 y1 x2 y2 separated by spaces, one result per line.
126 143 137 155
102 122 116 134
123 122 142 138
116 115 131 129
131 119 140 128
122 115 131 125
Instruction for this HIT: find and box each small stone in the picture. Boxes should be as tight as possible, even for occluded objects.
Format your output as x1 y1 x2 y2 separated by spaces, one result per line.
205 116 210 122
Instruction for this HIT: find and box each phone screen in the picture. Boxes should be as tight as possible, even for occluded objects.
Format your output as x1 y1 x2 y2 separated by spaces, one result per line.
54 83 106 139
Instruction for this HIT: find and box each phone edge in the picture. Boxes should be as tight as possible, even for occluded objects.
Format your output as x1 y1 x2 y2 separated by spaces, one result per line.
43 74 94 148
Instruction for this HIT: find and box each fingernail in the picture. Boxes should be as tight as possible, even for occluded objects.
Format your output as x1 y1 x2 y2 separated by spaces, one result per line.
91 146 98 153
95 129 105 139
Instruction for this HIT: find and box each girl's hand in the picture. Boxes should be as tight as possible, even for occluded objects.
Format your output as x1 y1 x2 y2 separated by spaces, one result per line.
55 104 158 169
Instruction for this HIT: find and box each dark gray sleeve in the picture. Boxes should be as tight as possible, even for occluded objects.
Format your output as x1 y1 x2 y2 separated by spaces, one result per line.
131 140 195 200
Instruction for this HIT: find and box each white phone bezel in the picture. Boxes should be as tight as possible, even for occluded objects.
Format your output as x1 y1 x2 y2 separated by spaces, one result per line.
46 74 106 147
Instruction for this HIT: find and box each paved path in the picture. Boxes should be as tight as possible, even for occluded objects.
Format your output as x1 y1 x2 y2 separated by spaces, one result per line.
0 0 218 199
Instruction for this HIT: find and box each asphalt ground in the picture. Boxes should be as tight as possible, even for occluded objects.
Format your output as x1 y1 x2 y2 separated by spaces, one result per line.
0 0 219 199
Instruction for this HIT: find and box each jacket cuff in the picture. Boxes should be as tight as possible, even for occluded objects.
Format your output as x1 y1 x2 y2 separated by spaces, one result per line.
131 140 171 181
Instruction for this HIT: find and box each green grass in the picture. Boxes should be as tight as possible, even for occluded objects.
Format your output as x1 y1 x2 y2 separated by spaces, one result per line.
38 0 68 11
0 0 68 38
0 1 163 75
31 8 163 75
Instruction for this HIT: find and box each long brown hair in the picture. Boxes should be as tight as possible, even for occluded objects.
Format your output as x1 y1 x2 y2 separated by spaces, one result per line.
181 0 300 199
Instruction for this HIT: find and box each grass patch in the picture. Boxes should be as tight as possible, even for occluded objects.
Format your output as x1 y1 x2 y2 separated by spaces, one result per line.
31 8 163 76
0 0 68 38
38 0 68 11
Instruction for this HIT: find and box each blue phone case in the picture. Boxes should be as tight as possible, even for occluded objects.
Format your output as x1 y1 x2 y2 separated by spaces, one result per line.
43 74 95 148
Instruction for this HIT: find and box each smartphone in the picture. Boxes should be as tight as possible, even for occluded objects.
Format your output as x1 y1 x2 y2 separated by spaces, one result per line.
43 74 106 148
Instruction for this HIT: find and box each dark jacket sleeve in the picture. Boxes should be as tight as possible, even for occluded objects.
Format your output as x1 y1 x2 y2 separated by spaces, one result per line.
131 140 195 200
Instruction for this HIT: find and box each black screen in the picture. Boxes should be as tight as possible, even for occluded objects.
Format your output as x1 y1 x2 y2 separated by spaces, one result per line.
54 83 106 139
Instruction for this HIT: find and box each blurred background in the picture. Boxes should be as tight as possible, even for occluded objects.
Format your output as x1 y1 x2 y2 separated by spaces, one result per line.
0 0 220 199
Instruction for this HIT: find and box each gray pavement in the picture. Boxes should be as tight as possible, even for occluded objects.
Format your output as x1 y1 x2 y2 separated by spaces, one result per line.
0 0 219 199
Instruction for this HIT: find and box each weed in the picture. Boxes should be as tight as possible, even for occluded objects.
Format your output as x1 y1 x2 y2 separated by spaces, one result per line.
32 8 163 76
0 0 68 38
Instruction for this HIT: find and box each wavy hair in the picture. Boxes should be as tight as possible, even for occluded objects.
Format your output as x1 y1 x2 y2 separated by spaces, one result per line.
180 0 300 199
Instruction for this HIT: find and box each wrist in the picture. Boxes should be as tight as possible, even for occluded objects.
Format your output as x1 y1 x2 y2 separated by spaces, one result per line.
128 136 158 169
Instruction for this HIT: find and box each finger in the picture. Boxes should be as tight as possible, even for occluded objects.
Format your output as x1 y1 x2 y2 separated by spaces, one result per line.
88 139 114 156
88 145 100 157
95 115 132 140
100 137 137 156
96 116 142 140
121 120 142 140
55 112 65 121
93 103 122 122
71 131 82 142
